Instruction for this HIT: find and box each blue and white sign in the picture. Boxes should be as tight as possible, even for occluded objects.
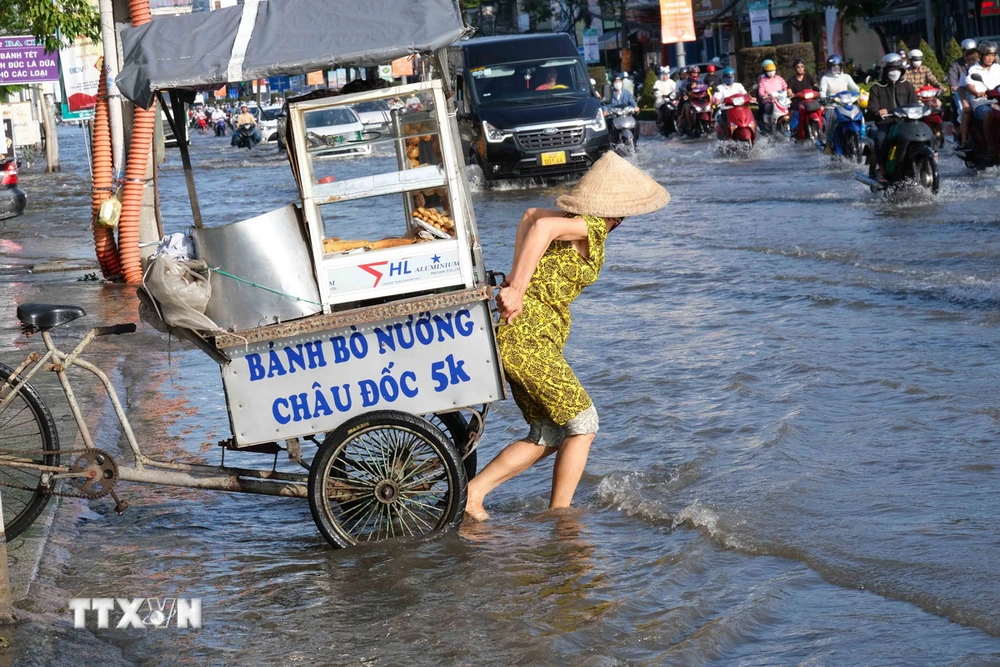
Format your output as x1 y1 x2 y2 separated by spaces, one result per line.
221 300 503 445
325 245 463 303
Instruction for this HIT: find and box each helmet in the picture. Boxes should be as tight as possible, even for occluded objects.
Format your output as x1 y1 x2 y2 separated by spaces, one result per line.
908 49 923 60
762 59 776 72
881 53 904 68
827 54 843 68
962 38 978 53
678 67 688 77
689 65 700 75
707 64 716 73
660 66 670 75
623 72 631 79
978 40 998 56
612 72 623 81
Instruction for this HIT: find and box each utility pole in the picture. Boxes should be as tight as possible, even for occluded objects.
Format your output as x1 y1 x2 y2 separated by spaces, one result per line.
112 0 160 260
924 0 935 55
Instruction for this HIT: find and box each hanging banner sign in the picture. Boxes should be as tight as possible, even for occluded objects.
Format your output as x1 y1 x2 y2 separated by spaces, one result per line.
660 0 697 44
60 37 101 113
0 36 60 84
391 56 414 78
749 0 772 46
306 70 325 86
583 29 600 63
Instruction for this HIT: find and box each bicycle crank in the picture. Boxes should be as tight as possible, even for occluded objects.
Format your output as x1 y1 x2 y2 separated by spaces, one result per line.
67 448 119 499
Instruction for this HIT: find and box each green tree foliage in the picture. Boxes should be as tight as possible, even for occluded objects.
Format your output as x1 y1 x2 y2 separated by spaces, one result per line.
944 38 963 68
639 68 657 108
776 43 816 80
918 39 946 86
0 0 101 52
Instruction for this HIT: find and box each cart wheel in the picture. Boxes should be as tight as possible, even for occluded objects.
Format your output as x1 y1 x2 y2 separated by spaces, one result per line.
425 412 477 480
308 410 467 548
0 362 60 541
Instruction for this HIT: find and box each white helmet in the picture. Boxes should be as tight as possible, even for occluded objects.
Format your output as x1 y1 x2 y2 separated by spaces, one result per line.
881 53 903 67
961 38 978 52
908 49 923 60
660 66 670 75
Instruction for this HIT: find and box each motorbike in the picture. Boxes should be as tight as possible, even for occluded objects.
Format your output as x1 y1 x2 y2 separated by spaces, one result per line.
768 90 792 138
606 107 637 156
234 123 258 150
855 104 939 194
953 74 1000 169
214 118 227 137
657 93 679 137
684 83 714 138
827 90 866 162
714 93 756 154
790 89 824 142
916 85 944 149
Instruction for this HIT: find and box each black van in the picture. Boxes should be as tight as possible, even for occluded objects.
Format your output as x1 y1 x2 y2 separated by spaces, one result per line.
448 34 610 180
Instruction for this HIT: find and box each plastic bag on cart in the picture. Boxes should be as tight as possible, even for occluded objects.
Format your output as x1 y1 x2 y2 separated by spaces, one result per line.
141 253 222 333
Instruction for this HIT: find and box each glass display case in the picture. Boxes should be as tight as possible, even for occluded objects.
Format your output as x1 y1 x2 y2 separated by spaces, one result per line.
288 80 486 310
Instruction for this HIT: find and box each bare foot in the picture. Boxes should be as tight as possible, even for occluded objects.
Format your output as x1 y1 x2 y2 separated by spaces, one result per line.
464 486 489 521
464 507 490 522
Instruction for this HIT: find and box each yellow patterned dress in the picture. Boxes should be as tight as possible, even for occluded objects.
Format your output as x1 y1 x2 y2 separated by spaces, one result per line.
496 215 608 426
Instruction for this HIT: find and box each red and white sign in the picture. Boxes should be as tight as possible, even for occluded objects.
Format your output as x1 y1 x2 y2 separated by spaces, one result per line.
326 246 462 300
60 37 101 113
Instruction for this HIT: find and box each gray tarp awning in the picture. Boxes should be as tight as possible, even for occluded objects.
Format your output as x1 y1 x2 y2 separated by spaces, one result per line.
117 0 466 108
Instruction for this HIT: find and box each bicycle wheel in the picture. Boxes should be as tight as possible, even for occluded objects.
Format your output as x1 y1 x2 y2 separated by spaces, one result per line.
425 412 477 480
0 362 60 540
308 410 466 548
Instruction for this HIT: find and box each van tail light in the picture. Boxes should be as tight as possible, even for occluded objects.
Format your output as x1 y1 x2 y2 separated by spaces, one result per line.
1 162 17 187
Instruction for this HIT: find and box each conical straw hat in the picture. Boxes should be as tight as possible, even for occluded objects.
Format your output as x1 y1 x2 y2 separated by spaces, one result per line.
555 151 670 218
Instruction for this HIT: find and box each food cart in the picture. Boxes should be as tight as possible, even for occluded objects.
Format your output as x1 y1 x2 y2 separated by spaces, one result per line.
0 0 507 549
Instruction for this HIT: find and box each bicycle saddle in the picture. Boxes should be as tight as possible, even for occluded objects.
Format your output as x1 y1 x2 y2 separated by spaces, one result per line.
16 303 87 329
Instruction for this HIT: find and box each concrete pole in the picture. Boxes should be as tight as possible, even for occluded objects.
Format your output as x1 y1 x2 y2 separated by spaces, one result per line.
0 494 16 625
99 0 125 176
38 87 60 173
113 0 161 256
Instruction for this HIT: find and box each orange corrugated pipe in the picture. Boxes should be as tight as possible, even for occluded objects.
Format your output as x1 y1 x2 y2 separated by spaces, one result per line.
91 66 122 278
116 0 154 284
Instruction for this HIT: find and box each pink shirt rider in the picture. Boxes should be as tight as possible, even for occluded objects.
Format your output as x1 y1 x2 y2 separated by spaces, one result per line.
757 74 788 100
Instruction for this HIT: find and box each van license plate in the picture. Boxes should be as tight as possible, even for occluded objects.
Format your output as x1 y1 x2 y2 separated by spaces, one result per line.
540 151 567 166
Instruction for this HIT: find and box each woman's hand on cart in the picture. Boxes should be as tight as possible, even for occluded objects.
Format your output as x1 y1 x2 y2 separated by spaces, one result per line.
496 280 524 324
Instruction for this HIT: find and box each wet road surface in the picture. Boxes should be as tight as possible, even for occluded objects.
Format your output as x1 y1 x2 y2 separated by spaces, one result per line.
2 126 1000 664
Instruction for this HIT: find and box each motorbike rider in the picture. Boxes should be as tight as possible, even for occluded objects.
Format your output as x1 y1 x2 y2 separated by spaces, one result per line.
677 66 703 132
703 64 721 90
211 106 227 134
787 58 818 113
606 72 640 145
959 41 1000 155
712 67 751 128
653 66 677 130
866 54 917 179
949 38 980 123
231 104 261 147
819 54 860 149
756 60 788 132
905 49 941 89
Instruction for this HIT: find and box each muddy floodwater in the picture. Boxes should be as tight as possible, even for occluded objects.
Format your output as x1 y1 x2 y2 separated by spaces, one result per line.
2 126 1000 665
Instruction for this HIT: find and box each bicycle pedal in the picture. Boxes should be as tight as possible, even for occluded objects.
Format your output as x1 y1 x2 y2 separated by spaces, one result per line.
110 490 129 515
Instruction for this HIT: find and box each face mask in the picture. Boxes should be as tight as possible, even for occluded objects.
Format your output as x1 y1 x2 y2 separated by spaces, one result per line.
887 70 901 82
614 82 623 91
911 60 922 67
723 77 734 85
766 71 775 78
831 66 841 75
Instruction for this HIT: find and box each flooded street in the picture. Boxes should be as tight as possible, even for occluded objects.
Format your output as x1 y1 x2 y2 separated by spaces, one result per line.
3 125 1000 664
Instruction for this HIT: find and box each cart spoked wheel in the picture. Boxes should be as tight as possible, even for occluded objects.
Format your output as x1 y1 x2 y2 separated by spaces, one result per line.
0 362 60 541
425 412 477 480
308 410 467 548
